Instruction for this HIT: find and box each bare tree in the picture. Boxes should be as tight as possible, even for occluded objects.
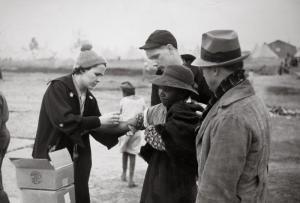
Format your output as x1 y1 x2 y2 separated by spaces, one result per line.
29 37 39 58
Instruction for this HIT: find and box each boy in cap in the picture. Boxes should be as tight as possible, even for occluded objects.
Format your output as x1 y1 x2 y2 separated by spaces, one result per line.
181 52 210 102
194 30 270 202
131 65 200 203
140 29 211 106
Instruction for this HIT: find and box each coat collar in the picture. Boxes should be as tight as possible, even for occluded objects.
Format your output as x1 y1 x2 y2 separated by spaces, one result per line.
196 80 254 145
50 74 94 100
218 79 255 108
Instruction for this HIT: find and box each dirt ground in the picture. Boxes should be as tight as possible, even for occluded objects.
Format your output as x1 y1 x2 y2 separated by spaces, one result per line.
0 72 300 203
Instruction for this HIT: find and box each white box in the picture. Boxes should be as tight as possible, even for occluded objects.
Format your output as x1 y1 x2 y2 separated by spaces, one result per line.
10 148 74 190
20 184 75 203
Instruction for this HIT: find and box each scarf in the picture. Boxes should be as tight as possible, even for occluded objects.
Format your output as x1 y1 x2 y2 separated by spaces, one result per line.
202 69 246 119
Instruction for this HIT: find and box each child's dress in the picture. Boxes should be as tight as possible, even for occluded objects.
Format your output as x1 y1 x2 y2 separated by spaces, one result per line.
119 95 146 155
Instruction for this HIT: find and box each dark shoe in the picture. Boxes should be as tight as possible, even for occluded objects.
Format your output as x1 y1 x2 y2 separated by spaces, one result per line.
128 182 137 188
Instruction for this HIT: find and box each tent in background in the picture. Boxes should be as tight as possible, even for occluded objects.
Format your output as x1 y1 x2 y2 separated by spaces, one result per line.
244 43 281 75
295 49 300 59
251 43 279 58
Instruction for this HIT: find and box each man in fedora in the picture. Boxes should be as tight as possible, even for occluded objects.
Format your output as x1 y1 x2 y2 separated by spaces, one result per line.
194 30 270 202
140 30 211 106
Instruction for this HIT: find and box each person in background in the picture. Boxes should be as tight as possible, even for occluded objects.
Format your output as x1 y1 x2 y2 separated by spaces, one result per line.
0 92 10 203
119 81 146 188
194 30 270 202
32 44 131 203
181 53 211 102
150 65 164 106
132 65 201 203
140 30 212 106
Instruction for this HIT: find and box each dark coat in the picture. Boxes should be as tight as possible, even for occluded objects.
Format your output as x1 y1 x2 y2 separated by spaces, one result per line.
150 68 164 106
187 64 212 104
0 92 10 150
32 74 119 203
140 101 200 203
0 92 10 203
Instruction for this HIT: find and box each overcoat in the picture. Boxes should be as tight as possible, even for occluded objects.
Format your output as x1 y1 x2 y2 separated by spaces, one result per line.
196 80 270 203
140 101 200 203
0 92 10 203
32 74 120 203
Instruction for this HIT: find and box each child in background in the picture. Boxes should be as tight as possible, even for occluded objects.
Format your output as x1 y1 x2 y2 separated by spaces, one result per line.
119 81 146 187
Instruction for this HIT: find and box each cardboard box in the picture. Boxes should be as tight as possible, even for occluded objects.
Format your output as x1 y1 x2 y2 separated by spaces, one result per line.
10 148 74 190
21 184 75 203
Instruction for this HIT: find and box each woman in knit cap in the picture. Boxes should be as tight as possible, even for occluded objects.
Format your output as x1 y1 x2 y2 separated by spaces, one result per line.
32 44 131 203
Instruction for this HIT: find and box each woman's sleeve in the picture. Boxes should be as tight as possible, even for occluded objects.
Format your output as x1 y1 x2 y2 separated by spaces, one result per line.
144 125 165 151
44 81 100 144
139 143 155 163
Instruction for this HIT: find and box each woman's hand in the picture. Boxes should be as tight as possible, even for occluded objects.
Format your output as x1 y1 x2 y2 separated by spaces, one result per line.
99 112 120 126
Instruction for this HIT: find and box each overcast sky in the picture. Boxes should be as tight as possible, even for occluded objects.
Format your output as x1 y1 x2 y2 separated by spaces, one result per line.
0 0 299 58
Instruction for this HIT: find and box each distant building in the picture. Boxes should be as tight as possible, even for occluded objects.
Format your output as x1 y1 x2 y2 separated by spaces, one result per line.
268 40 297 58
294 49 300 64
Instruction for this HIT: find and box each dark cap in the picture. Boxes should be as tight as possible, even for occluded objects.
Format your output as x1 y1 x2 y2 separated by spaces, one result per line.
139 30 177 50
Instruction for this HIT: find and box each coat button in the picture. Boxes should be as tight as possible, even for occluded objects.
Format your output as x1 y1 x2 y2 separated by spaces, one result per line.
59 123 64 128
70 92 74 98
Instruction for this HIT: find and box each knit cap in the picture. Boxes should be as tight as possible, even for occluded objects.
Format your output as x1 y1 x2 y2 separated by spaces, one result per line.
74 43 107 72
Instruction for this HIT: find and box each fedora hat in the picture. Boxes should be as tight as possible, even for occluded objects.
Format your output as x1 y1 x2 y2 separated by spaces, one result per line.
151 65 198 95
193 30 250 68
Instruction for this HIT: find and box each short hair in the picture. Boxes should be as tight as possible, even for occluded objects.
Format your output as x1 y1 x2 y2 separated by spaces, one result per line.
122 88 135 96
72 66 92 75
121 81 135 96
72 63 104 75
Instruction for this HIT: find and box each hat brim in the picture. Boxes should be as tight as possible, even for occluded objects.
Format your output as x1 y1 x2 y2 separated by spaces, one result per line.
151 75 199 96
139 42 162 50
192 51 250 68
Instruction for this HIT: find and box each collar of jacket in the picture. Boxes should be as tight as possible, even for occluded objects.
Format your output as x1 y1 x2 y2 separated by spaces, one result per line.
218 79 255 108
196 80 254 145
49 74 94 100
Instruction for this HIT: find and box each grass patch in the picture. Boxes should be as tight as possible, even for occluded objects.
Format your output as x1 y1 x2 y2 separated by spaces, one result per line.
267 86 300 96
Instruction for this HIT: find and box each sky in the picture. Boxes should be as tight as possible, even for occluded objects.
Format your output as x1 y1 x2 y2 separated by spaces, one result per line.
0 0 299 59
